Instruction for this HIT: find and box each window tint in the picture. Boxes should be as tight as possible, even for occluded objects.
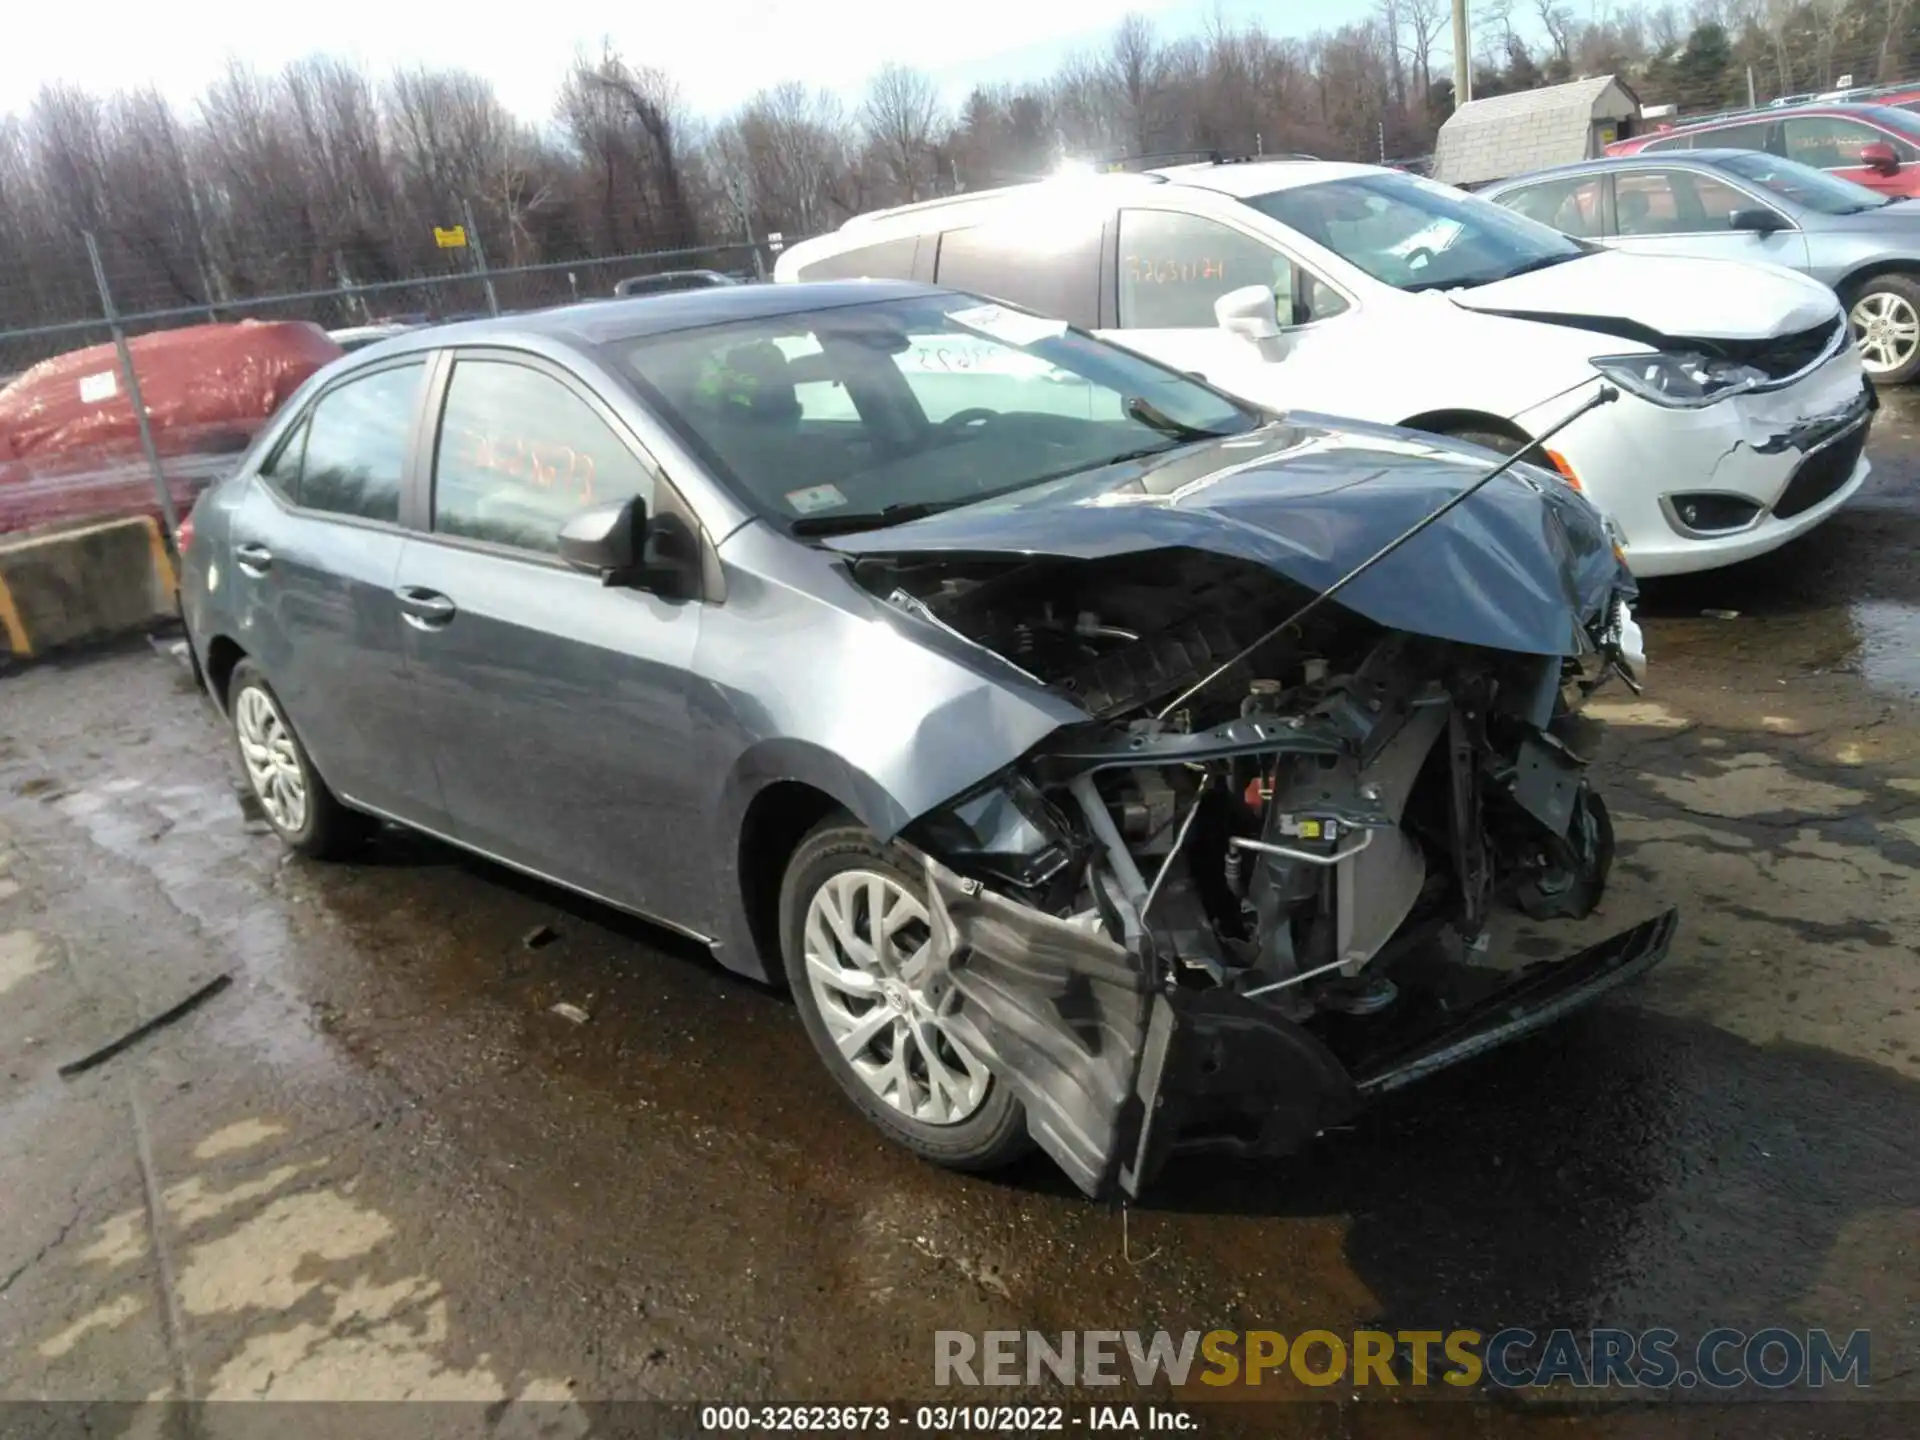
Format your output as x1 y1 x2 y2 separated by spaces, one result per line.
1615 170 1763 235
1496 175 1607 237
297 363 424 523
1117 211 1293 328
1783 116 1913 167
934 216 1103 328
795 237 918 281
432 360 656 554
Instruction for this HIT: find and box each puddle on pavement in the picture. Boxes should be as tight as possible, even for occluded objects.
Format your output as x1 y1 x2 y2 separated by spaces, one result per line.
1855 599 1920 699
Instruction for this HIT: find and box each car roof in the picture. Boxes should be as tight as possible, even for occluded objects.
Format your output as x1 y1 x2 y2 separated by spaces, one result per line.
1486 149 1773 187
1147 158 1395 196
361 280 942 356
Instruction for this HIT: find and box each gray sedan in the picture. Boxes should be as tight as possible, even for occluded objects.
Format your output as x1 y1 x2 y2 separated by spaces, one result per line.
178 281 1672 1198
1483 150 1920 383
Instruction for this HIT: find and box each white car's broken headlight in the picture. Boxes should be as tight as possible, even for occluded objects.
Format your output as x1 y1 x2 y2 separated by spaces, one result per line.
1590 352 1771 409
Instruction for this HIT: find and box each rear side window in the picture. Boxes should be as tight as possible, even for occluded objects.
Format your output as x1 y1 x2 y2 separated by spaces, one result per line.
794 237 919 281
432 359 656 555
289 362 425 523
1705 121 1774 150
1636 131 1692 153
934 215 1104 328
1494 174 1607 236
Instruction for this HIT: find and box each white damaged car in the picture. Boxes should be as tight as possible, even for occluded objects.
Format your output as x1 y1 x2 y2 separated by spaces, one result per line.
778 160 1874 576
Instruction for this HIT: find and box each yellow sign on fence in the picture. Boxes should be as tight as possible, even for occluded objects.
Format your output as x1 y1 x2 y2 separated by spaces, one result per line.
433 225 468 249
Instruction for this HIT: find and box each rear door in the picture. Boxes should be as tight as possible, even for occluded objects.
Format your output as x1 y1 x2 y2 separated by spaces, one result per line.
1607 167 1809 269
225 357 446 824
394 349 708 923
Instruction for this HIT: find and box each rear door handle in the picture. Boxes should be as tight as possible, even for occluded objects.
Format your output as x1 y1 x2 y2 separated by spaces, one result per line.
395 586 457 629
234 542 273 574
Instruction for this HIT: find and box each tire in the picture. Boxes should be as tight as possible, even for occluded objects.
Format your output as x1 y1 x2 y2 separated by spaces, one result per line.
1438 426 1527 457
779 818 1031 1172
226 659 368 859
1847 274 1920 385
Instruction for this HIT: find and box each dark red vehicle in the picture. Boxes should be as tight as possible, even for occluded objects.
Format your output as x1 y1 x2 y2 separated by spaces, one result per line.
1608 102 1920 198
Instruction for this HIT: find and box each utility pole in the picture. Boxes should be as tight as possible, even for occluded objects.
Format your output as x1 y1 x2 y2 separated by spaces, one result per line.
1452 0 1471 107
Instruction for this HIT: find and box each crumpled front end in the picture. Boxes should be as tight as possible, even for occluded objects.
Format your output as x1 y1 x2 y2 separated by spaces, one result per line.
872 546 1675 1198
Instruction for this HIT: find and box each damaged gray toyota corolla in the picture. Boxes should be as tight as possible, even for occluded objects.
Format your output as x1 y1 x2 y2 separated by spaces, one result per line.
180 281 1676 1200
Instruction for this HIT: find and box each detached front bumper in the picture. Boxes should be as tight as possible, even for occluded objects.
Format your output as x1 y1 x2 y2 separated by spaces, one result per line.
1518 347 1873 578
920 848 1680 1200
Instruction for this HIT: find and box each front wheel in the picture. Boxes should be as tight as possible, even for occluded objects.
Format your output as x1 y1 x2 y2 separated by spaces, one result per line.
227 660 367 858
1849 275 1920 384
778 819 1030 1172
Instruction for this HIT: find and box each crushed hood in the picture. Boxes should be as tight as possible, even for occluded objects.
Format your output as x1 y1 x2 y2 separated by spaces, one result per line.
1447 250 1840 343
826 418 1625 658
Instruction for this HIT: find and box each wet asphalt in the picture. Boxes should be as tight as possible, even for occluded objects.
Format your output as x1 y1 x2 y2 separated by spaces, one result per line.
1 391 1919 1432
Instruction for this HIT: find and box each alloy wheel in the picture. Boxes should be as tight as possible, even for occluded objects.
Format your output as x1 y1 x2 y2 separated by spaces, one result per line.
234 684 309 835
801 868 991 1125
1850 291 1920 376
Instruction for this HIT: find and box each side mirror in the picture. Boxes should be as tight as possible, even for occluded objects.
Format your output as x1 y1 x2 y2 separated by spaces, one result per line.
1861 140 1902 175
1214 284 1293 363
559 496 644 581
1728 207 1784 235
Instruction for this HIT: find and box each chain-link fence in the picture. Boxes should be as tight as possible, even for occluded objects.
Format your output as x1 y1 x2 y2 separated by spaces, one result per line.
0 229 796 543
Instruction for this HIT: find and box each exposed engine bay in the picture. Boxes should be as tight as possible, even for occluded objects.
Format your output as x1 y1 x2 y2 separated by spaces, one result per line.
854 546 1674 1198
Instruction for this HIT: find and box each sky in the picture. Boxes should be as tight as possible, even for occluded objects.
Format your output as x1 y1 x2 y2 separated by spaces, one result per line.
5 0 1401 125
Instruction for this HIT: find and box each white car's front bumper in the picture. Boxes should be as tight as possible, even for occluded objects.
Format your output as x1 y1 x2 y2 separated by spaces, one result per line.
1516 344 1873 578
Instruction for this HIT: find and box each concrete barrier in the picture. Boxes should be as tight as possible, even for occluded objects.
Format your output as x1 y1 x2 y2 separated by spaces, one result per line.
0 515 177 660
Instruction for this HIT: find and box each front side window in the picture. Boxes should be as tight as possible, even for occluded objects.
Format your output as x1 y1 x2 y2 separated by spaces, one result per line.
1782 116 1912 167
1243 170 1585 292
1117 211 1310 329
295 362 425 523
617 293 1256 533
1494 175 1607 237
432 360 656 554
1614 170 1761 235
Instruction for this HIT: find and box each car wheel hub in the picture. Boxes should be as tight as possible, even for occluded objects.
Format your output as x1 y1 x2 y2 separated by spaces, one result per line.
802 868 991 1126
1850 292 1919 373
234 685 308 835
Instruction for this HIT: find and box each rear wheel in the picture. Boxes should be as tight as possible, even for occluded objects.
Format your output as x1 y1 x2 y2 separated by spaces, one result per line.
779 819 1030 1171
1848 274 1920 384
227 660 367 859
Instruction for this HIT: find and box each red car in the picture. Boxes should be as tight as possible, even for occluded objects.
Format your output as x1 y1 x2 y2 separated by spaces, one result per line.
1608 102 1920 198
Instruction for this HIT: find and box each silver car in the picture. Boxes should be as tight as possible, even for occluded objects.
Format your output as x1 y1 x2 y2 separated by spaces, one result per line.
1483 150 1920 383
179 281 1674 1198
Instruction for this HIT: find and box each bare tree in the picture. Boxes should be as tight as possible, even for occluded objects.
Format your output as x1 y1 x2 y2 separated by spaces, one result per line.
861 63 942 202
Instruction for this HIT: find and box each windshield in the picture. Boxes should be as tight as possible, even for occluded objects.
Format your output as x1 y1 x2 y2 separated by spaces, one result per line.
618 293 1256 533
1715 151 1889 213
1857 103 1920 140
1243 171 1587 292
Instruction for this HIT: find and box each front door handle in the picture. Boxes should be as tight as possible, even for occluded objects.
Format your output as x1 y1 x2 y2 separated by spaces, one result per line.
234 542 273 574
395 586 457 629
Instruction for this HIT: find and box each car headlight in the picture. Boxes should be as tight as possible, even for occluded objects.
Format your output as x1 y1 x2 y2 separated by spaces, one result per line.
1590 352 1771 408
